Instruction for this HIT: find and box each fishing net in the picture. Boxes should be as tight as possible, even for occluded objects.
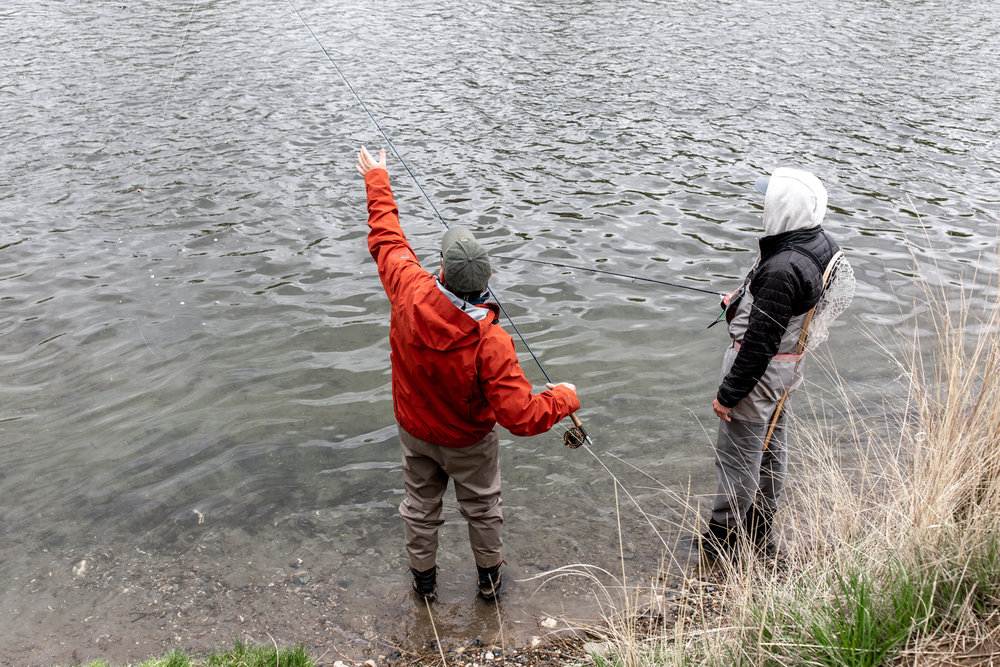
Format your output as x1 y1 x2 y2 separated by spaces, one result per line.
806 252 855 349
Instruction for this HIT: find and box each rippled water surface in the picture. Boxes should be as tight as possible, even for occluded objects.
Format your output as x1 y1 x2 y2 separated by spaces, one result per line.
2 0 999 663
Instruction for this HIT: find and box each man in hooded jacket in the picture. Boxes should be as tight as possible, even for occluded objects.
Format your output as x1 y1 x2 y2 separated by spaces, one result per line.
356 146 581 600
704 167 840 559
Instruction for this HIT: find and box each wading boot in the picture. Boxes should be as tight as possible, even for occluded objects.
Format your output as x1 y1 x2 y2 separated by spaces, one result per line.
477 559 503 601
410 565 437 601
699 518 738 561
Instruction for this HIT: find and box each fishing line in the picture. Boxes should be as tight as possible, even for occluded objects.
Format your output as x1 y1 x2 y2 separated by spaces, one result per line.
285 0 591 445
493 255 721 296
162 2 199 121
285 0 449 229
579 442 686 574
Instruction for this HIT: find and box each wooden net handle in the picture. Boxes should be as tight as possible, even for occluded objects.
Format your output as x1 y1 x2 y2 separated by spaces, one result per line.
762 251 844 450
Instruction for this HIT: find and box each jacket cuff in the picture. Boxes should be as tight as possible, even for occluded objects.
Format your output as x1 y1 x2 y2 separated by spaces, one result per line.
716 388 739 409
364 167 388 181
550 385 581 414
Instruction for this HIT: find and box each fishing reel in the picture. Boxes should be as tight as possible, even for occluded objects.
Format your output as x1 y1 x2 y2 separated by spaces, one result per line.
563 427 586 449
563 413 592 449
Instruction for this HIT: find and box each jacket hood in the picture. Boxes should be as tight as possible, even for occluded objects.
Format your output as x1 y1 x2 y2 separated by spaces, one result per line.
404 279 498 352
762 167 828 237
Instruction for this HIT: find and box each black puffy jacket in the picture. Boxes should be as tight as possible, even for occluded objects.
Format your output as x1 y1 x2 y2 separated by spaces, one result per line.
716 225 840 408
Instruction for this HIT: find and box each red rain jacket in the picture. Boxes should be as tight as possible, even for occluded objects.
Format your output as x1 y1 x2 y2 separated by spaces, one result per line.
364 169 580 447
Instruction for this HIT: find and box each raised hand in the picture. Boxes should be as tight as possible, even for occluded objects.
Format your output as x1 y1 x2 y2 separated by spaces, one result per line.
356 146 387 176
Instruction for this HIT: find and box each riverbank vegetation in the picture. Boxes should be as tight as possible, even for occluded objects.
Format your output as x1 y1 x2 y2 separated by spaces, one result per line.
589 277 1000 664
75 639 312 667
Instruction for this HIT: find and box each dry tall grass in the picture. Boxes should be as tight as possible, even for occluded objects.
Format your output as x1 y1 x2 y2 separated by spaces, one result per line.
592 272 1000 665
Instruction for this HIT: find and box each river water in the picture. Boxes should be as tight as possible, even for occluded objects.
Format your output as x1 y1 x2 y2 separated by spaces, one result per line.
1 0 998 664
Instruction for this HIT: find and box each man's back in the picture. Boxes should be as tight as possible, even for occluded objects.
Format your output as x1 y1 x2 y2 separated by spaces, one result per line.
362 167 579 447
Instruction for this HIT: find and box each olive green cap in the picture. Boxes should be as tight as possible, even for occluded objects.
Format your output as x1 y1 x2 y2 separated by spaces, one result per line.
441 226 491 294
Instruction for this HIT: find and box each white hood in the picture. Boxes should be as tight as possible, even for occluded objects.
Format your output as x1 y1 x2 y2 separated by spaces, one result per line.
761 167 828 237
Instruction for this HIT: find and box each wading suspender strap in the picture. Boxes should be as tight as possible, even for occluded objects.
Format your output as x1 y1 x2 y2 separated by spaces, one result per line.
762 251 844 451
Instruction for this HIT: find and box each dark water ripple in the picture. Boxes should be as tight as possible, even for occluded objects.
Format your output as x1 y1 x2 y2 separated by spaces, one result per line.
1 0 999 661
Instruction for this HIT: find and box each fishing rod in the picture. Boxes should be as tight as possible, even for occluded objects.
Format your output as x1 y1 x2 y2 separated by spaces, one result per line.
492 255 721 296
286 0 593 447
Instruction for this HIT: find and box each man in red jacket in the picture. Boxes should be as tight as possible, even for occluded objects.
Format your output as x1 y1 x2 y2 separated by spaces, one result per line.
356 146 580 602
